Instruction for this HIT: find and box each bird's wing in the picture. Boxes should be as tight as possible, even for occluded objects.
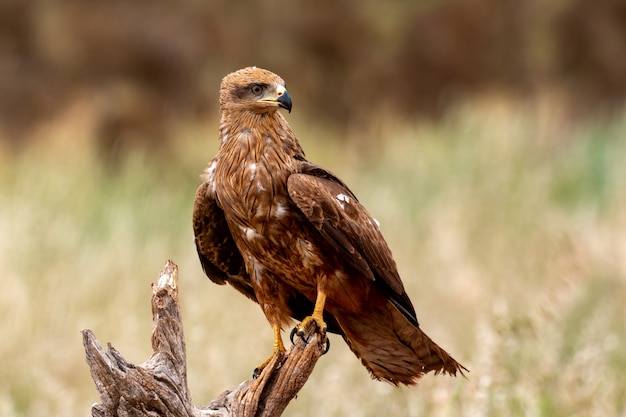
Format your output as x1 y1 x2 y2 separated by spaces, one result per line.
192 181 257 302
287 162 418 325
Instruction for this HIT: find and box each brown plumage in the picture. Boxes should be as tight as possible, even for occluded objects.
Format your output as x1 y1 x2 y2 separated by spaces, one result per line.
193 67 467 385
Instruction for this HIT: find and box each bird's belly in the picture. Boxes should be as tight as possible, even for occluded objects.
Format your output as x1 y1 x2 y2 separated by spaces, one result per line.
237 215 323 286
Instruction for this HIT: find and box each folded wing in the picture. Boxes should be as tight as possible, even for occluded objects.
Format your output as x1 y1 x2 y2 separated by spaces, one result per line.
287 162 418 327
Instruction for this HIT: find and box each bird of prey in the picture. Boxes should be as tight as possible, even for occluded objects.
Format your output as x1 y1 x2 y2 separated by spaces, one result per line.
193 67 466 385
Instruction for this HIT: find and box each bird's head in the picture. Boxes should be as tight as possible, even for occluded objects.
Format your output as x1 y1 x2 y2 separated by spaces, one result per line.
219 67 292 115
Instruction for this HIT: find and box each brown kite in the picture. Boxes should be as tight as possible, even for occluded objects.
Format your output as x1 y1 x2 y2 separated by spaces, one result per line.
193 67 466 385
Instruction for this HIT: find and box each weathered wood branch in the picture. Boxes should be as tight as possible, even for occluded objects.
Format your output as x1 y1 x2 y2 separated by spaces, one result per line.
83 260 327 417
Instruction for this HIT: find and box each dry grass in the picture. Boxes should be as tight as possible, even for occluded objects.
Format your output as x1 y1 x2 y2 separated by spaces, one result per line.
0 98 624 416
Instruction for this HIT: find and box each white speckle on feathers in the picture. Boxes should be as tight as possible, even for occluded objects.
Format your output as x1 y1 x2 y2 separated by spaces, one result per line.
367 217 381 229
248 162 257 181
273 202 288 218
203 160 218 192
251 258 264 284
239 225 261 241
336 193 351 209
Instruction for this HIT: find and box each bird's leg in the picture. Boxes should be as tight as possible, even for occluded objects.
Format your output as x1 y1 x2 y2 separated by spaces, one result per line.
252 323 285 379
295 288 328 339
272 322 286 352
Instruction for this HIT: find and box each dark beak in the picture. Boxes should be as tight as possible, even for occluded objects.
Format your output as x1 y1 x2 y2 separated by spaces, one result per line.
277 90 293 113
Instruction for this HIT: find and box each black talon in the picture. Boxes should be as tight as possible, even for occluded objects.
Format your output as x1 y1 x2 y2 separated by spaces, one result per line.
291 321 328 345
289 327 298 344
252 367 261 379
290 325 314 344
322 337 330 355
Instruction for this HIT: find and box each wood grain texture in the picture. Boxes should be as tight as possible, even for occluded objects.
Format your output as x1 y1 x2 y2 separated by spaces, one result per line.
83 260 326 417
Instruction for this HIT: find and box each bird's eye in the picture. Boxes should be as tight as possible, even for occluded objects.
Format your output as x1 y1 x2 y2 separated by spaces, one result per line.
250 84 264 95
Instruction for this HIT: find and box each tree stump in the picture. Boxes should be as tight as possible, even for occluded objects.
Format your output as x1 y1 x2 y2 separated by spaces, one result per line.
82 260 328 417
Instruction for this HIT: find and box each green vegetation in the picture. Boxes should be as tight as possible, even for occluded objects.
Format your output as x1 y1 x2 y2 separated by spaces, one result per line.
0 101 624 416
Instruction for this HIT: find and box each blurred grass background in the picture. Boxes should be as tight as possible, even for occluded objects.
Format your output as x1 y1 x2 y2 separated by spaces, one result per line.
1 1 626 416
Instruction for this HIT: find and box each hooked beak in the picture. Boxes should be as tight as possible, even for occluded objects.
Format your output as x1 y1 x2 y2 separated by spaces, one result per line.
277 89 292 113
258 84 293 113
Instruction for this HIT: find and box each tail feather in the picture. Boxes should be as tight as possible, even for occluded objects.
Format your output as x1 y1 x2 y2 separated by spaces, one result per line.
336 302 467 385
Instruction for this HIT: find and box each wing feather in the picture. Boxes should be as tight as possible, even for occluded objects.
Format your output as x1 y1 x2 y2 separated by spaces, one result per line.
192 181 257 302
287 163 418 326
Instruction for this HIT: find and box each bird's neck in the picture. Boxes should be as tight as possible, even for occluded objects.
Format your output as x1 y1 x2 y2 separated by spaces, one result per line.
218 110 305 161
213 110 304 224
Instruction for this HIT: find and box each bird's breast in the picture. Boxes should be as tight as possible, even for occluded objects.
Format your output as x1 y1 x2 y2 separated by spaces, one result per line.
214 127 321 286
214 132 295 232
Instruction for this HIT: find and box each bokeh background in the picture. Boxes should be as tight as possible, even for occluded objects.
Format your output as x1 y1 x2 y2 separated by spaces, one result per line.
1 1 625 416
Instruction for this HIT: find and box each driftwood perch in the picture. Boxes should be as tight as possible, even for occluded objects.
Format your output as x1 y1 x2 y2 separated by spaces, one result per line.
82 260 327 417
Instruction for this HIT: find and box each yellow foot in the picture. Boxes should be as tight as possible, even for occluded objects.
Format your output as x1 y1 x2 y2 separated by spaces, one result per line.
290 314 330 354
297 314 327 337
252 348 285 379
252 324 286 379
